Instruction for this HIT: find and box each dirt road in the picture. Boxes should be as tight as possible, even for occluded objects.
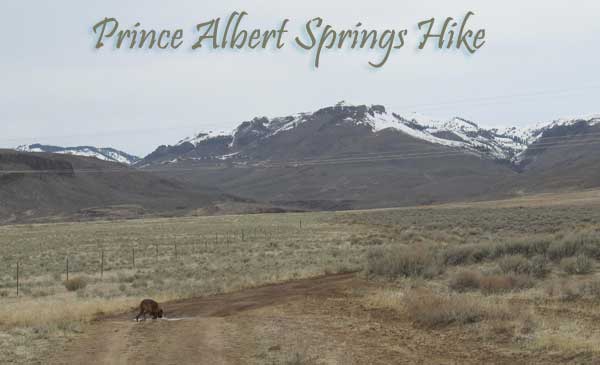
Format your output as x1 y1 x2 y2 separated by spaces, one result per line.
48 273 590 364
49 273 361 365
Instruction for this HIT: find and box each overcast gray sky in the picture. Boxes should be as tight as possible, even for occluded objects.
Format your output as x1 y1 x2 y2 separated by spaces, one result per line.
1 1 599 156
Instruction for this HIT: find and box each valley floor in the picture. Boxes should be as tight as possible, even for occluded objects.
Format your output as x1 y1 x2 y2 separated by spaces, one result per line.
2 189 600 364
49 273 598 364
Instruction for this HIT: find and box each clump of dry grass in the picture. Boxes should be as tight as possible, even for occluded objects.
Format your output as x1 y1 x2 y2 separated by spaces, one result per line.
448 270 532 294
497 255 548 277
545 277 600 301
560 255 593 275
428 230 600 270
0 290 182 331
404 289 515 328
579 278 600 299
547 231 600 261
532 321 600 355
448 270 481 291
284 352 319 365
478 275 532 293
63 277 87 292
0 296 132 329
366 245 443 279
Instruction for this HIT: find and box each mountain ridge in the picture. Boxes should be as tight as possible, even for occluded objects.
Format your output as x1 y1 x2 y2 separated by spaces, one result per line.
5 102 600 217
137 102 599 168
16 144 140 165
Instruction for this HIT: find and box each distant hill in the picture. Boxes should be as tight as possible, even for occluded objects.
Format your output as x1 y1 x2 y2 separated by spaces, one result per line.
16 144 140 165
0 150 247 224
505 115 600 192
137 103 600 210
6 103 600 220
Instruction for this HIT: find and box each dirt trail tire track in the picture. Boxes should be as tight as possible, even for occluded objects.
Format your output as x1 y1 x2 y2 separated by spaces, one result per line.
49 273 359 365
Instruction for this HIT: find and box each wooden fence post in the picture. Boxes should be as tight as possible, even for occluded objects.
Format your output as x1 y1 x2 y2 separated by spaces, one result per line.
16 261 19 297
132 247 135 269
101 250 104 279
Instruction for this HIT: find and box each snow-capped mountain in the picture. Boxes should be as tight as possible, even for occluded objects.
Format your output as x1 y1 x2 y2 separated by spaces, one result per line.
137 101 600 171
15 144 140 165
523 114 600 142
139 102 543 166
8 103 600 215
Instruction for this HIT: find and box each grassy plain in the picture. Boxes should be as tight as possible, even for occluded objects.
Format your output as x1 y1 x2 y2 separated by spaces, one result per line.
1 189 600 363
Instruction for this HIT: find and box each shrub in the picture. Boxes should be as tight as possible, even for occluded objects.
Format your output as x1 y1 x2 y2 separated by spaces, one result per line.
367 246 443 279
490 238 551 259
498 255 531 275
32 289 53 298
469 245 492 263
495 254 547 277
449 270 481 292
449 270 532 294
404 290 513 328
443 245 478 266
117 273 136 283
285 352 319 365
545 280 581 301
547 232 600 261
351 234 384 246
580 279 600 299
548 241 578 261
529 255 549 278
63 277 87 292
560 255 593 275
478 275 532 294
547 278 600 301
442 244 494 266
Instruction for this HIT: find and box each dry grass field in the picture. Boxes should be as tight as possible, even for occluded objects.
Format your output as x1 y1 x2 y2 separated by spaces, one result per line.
0 212 366 363
2 189 600 363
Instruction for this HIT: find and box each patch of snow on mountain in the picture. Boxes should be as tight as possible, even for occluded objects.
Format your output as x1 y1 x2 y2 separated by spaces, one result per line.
15 145 138 165
16 145 44 153
270 114 307 136
177 130 231 146
103 150 132 165
217 152 240 160
520 114 600 145
426 117 480 134
56 149 110 161
364 110 465 148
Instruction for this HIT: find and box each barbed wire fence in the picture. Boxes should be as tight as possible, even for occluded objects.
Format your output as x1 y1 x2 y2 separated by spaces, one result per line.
4 221 306 297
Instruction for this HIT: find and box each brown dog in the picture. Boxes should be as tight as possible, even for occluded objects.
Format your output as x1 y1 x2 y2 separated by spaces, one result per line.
135 299 164 321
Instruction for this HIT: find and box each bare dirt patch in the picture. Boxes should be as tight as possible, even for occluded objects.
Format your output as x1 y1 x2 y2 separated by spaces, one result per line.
48 273 600 364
